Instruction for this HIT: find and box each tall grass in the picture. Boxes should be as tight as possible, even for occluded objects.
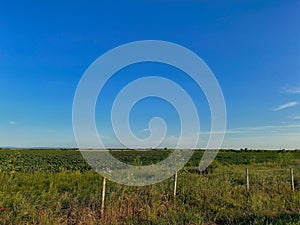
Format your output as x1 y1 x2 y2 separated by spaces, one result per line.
0 167 299 224
0 150 299 224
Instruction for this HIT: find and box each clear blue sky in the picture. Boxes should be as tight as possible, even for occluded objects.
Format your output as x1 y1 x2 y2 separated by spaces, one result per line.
1 0 300 149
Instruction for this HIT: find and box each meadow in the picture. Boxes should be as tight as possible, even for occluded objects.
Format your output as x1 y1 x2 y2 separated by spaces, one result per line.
0 149 299 225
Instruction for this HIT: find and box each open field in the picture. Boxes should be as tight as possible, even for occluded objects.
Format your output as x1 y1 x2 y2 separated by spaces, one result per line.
0 149 299 224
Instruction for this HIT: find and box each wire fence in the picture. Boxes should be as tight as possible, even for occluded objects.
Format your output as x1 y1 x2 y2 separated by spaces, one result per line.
0 166 298 215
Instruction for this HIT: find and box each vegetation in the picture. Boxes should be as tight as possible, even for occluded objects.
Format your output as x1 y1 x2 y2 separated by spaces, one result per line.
0 149 299 224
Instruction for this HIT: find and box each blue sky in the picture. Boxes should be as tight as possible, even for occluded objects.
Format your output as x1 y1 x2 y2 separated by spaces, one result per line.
1 0 300 149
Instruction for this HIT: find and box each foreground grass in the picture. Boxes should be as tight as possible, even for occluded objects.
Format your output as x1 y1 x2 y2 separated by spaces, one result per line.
0 150 299 224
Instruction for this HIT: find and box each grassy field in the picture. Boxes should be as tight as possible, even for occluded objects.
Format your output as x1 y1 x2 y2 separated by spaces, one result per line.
0 149 299 224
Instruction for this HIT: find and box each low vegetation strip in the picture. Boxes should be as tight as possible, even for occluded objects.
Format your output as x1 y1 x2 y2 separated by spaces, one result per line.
0 149 299 224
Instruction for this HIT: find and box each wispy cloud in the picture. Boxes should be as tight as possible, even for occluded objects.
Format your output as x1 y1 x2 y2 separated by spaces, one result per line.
289 115 300 120
140 128 150 132
284 87 300 94
272 101 298 111
9 121 16 125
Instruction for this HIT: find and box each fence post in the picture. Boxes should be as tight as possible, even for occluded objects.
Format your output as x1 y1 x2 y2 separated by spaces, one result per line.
290 168 295 191
173 171 178 197
101 177 107 215
246 168 249 192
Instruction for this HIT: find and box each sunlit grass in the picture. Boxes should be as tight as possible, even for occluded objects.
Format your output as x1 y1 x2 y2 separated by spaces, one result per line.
0 150 299 224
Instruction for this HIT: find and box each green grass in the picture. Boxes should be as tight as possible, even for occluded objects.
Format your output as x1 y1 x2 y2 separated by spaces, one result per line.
0 149 299 224
1 149 299 172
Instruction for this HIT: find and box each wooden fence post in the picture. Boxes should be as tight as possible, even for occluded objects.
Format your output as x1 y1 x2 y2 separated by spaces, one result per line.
246 168 249 192
173 171 178 197
101 177 107 215
290 168 295 191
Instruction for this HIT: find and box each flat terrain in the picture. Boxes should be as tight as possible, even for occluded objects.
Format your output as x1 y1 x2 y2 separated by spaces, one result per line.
0 149 299 224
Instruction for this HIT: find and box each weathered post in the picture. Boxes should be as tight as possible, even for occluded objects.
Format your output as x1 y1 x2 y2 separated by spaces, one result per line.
246 168 249 192
101 177 107 215
290 168 295 191
173 171 178 197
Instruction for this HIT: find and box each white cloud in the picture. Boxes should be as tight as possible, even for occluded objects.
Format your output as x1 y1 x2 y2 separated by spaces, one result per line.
140 128 150 132
9 121 16 125
222 134 300 150
288 116 300 120
67 122 300 149
272 101 298 111
284 87 300 94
